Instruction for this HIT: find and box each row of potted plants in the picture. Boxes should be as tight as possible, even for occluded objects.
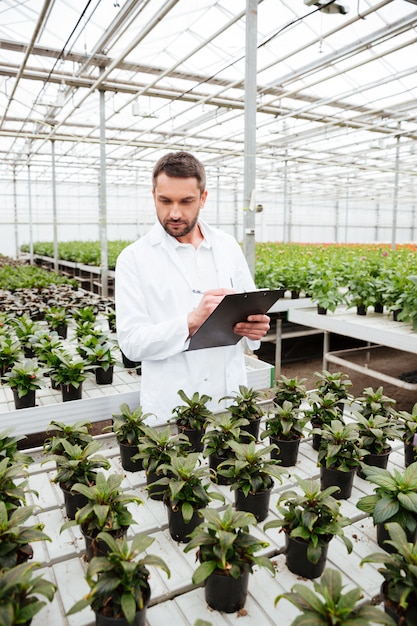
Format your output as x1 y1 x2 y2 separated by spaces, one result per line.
0 306 120 408
4 370 414 620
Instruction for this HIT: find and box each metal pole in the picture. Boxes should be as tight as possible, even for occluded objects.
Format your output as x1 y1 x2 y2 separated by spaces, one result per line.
344 176 349 243
242 0 257 277
99 86 108 297
334 199 339 242
216 168 220 229
392 126 401 251
13 167 19 258
27 161 34 264
283 152 288 243
51 139 58 273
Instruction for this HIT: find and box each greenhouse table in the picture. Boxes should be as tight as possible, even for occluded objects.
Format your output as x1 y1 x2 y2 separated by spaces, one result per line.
287 306 417 391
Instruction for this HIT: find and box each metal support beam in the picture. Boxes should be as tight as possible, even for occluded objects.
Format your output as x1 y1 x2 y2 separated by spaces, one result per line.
99 87 108 298
243 0 257 276
51 139 58 273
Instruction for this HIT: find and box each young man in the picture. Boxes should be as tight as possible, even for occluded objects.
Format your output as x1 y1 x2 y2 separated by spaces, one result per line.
115 151 270 424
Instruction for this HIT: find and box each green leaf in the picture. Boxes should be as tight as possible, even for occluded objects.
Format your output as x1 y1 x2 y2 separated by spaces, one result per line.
121 592 136 624
192 560 217 585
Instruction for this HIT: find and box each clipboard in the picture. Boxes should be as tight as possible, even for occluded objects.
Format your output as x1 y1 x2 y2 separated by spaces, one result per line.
187 289 283 351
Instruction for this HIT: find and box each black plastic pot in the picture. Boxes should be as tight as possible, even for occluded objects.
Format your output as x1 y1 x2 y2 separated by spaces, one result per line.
404 441 417 468
119 442 143 472
166 504 202 543
376 522 417 554
61 486 89 520
357 448 391 479
12 389 36 409
209 453 233 485
176 424 205 453
204 569 249 613
121 352 139 369
234 486 272 522
270 436 300 467
55 323 68 339
317 306 327 315
320 466 355 500
61 383 82 402
285 533 329 579
146 469 164 501
95 366 114 385
240 417 261 443
356 304 367 316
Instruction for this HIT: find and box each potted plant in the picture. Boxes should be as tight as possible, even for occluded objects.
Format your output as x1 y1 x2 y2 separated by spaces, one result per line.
67 531 170 626
221 385 265 442
0 334 22 378
314 369 353 407
217 440 287 522
0 561 56 626
309 270 345 314
50 351 92 401
62 472 142 561
398 403 417 466
83 338 118 385
48 439 110 519
43 419 93 456
11 314 42 357
361 522 417 625
0 501 51 569
356 462 417 552
104 305 116 332
305 391 344 450
151 452 224 542
134 425 190 500
108 403 152 472
273 374 307 409
44 305 69 338
0 458 35 514
172 389 213 452
1 358 46 409
261 400 308 467
275 567 394 625
316 419 362 499
184 505 275 613
355 386 396 419
202 413 248 485
0 428 33 466
354 410 402 478
264 475 353 579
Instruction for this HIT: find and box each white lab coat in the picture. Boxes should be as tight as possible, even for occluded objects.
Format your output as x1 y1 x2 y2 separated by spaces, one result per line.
115 219 259 424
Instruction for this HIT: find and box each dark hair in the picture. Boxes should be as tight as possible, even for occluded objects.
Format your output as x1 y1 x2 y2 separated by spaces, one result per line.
152 151 206 193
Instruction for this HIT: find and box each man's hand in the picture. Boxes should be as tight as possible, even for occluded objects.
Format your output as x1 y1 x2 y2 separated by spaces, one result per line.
233 314 270 341
188 288 235 337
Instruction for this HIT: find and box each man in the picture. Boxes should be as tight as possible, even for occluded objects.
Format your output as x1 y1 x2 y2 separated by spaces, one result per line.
115 151 270 424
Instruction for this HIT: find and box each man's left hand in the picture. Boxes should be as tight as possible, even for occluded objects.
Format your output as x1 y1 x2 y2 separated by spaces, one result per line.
233 314 270 341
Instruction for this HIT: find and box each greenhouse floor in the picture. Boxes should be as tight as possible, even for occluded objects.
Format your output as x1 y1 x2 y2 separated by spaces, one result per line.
24 428 403 626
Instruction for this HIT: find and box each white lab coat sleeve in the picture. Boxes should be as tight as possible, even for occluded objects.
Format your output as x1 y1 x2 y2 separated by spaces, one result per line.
115 244 191 362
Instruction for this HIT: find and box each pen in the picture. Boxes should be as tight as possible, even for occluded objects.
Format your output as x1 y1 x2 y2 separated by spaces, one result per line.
192 289 204 294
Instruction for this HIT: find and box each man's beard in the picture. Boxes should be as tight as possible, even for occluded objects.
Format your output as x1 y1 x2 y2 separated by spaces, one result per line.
161 215 198 238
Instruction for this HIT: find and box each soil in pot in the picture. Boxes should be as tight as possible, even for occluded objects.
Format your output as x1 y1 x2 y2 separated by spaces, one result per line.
119 442 143 472
204 569 249 613
234 486 272 522
61 383 82 402
320 466 355 500
166 504 202 543
357 448 391 479
61 486 89 520
285 533 329 579
12 389 36 409
270 436 300 467
176 425 204 453
95 366 114 385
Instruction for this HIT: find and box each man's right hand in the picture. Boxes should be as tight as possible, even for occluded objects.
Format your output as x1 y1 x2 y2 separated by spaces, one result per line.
187 288 235 337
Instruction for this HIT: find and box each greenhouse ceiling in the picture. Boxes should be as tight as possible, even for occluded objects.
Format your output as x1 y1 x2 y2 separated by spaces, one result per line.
1 0 417 195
